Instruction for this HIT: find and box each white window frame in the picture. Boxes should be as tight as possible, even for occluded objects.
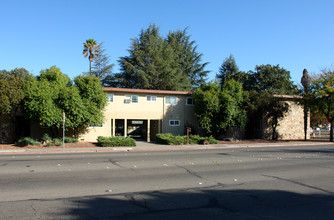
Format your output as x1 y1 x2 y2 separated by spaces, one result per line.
107 94 114 103
124 95 139 104
147 95 157 102
165 96 177 105
169 120 180 126
186 97 193 106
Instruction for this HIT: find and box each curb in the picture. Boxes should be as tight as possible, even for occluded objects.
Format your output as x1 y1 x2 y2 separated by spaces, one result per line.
0 141 332 155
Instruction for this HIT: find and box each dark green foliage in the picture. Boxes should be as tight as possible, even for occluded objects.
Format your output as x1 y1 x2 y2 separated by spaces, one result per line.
91 42 116 87
23 66 107 136
248 64 299 94
193 80 248 138
18 137 40 146
97 136 136 147
246 91 290 140
155 133 218 145
310 69 334 141
63 137 78 143
45 142 53 147
217 54 246 86
53 138 62 146
118 24 208 90
41 133 52 143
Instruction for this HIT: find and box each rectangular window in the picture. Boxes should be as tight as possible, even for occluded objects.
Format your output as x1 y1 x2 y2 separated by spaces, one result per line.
107 94 114 103
165 96 177 105
131 95 138 103
147 95 157 102
186 97 193 105
124 95 139 104
169 120 180 126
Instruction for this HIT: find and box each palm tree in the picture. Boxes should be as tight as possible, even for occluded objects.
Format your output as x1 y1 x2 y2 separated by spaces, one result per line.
83 39 100 76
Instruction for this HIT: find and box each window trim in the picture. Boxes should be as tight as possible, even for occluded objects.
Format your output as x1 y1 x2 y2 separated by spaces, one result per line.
186 97 193 106
124 95 139 104
107 94 114 103
146 95 157 102
169 120 180 126
165 96 178 105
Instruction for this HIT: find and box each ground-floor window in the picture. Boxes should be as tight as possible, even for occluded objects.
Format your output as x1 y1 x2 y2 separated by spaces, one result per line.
169 120 180 126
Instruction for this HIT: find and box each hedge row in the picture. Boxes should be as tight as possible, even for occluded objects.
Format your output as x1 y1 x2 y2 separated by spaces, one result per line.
156 133 218 145
97 136 136 147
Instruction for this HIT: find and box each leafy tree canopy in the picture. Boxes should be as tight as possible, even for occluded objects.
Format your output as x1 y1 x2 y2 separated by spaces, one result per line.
119 24 208 90
193 80 247 138
23 66 107 136
249 64 298 95
310 68 334 141
0 68 31 117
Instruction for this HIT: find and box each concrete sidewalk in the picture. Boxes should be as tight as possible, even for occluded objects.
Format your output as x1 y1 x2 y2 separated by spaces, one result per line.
0 140 332 155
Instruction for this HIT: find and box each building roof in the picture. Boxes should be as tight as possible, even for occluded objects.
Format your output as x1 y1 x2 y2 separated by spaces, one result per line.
103 87 192 95
273 94 303 99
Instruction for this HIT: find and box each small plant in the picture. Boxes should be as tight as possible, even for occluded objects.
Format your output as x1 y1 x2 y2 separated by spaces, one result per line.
53 138 62 146
45 142 53 147
41 133 52 143
18 137 40 146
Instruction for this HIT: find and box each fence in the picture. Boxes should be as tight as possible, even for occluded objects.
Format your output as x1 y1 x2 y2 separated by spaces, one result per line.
311 130 330 139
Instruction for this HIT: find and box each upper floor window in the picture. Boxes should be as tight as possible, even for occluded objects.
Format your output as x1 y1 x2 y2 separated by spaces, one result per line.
124 95 139 104
169 120 180 126
165 96 177 105
147 95 157 102
107 94 114 103
186 97 193 105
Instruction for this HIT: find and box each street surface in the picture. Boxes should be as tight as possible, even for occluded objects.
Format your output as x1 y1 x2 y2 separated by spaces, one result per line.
0 143 334 219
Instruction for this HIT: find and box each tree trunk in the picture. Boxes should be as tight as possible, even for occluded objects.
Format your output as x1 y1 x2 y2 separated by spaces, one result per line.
330 120 333 142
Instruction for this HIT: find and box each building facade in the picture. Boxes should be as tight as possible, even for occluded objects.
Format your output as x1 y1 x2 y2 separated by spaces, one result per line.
79 88 198 142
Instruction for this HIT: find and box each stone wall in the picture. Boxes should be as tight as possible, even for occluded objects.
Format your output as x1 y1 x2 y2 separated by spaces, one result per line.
264 101 310 140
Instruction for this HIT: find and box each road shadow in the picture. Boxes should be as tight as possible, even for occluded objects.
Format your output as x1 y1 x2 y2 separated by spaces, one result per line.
63 188 334 219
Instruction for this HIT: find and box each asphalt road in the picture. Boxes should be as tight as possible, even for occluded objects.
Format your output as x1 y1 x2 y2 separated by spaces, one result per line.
1 144 334 219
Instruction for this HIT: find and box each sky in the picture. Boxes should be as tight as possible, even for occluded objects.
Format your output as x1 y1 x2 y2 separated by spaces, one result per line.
1 0 334 86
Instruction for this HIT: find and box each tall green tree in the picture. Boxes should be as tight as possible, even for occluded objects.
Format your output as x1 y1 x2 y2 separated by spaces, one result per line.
83 39 100 76
192 80 247 138
166 28 209 88
217 54 238 85
310 69 334 142
301 68 311 140
23 66 107 137
90 42 116 87
119 24 208 90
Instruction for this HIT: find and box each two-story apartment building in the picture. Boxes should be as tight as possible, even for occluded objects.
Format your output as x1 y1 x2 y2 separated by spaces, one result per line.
80 88 197 142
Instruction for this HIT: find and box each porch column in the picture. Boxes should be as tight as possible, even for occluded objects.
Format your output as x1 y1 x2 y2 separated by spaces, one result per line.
147 119 151 142
124 119 127 137
112 118 115 136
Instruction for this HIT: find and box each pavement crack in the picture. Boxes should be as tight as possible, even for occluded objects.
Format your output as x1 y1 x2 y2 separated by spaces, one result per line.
262 174 333 195
30 202 37 216
108 159 126 168
175 164 225 186
124 194 151 211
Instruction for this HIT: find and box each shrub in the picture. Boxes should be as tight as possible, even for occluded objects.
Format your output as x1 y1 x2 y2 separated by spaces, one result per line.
53 138 62 146
41 133 52 143
45 142 53 147
97 136 136 147
156 133 218 145
18 137 40 146
63 137 78 143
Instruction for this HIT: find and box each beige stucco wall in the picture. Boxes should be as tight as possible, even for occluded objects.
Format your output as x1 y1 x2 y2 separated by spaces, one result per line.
79 91 197 142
